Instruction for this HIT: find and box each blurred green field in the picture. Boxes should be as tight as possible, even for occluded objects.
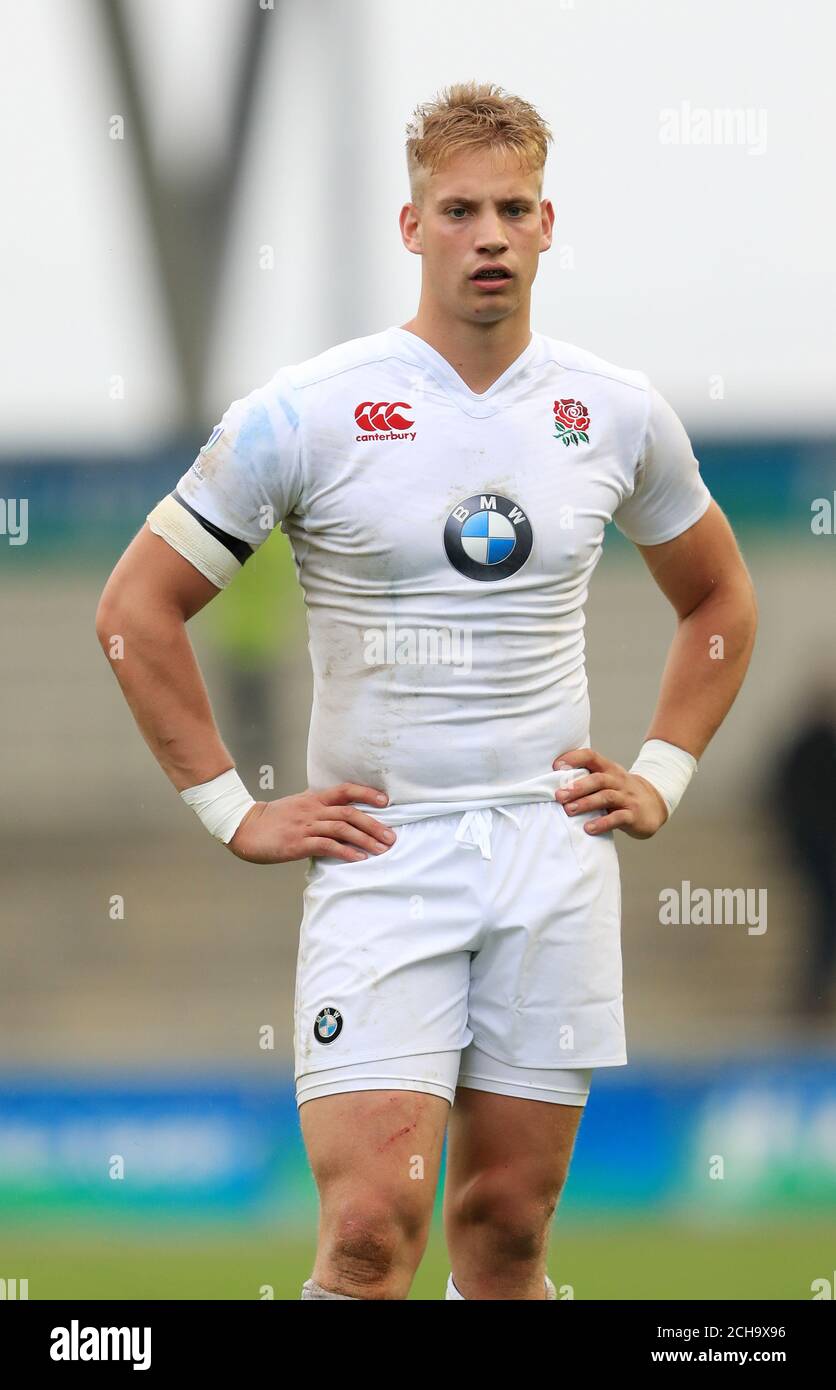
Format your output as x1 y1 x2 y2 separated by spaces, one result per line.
2 1220 831 1299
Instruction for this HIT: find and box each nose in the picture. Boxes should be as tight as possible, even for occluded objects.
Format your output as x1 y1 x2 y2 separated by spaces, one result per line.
474 213 509 254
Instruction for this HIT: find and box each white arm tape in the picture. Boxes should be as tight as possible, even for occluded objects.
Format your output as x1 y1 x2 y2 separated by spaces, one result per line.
179 767 256 843
147 494 243 590
628 738 697 818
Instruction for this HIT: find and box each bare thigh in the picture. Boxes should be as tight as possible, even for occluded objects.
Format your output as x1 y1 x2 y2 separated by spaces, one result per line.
445 1085 585 1184
300 1087 451 1196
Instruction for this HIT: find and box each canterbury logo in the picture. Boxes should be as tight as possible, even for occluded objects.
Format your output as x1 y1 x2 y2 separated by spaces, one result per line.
355 401 416 442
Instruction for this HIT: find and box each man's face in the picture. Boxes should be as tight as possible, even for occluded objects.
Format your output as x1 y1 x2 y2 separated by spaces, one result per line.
401 147 554 323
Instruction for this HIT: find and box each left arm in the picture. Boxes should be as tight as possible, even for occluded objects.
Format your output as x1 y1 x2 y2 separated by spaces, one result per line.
632 498 757 756
554 500 758 837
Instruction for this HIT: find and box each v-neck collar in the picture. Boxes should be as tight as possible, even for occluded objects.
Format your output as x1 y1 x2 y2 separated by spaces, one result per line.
389 325 540 416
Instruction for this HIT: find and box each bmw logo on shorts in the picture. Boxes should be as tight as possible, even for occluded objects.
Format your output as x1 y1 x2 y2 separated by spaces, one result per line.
444 493 533 581
314 1006 343 1044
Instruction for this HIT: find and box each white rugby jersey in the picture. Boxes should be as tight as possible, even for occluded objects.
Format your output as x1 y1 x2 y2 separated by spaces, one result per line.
147 326 712 822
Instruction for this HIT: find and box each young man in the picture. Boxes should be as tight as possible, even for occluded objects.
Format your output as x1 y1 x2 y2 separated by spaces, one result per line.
96 81 757 1300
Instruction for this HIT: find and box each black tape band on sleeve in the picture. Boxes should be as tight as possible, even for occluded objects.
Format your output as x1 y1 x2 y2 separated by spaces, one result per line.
171 489 254 566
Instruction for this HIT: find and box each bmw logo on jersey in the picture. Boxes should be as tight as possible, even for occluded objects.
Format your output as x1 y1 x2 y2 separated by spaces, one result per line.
444 494 533 582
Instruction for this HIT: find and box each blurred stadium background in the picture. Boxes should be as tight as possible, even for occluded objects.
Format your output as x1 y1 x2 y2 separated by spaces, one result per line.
1 0 834 1299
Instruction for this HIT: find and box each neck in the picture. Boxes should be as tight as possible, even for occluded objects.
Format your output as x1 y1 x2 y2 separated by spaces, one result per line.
399 305 532 395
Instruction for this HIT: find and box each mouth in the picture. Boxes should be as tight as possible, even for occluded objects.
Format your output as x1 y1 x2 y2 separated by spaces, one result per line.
470 265 513 283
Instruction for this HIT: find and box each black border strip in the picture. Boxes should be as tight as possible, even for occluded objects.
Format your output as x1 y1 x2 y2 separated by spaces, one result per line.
171 489 253 565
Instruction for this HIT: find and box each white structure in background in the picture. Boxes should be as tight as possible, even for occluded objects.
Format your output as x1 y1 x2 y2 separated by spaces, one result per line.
2 0 835 448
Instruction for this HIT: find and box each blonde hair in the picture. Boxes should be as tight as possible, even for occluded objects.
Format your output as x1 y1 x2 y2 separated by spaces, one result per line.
406 81 553 207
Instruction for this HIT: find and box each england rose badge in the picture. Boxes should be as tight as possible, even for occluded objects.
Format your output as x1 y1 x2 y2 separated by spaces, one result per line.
553 398 590 447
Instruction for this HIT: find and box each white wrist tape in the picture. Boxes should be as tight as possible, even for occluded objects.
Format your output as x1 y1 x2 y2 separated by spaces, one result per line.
628 738 697 819
179 768 256 843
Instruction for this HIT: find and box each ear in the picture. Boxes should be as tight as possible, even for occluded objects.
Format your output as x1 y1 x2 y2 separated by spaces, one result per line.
399 203 423 255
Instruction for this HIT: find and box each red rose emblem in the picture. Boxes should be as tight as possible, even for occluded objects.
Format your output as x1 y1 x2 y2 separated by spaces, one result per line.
552 398 591 448
553 398 590 433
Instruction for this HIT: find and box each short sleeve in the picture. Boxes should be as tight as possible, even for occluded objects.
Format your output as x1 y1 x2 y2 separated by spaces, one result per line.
612 385 712 546
146 369 304 589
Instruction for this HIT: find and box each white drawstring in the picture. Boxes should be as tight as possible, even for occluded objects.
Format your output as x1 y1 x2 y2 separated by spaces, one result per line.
454 805 521 860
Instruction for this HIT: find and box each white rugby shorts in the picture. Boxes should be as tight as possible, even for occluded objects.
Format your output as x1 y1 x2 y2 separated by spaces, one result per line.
293 799 626 1107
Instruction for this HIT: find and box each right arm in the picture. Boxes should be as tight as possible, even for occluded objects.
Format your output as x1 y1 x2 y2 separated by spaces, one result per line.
94 523 395 863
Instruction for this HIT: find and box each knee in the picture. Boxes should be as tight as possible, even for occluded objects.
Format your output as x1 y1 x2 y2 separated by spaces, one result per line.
324 1192 428 1286
449 1166 564 1257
